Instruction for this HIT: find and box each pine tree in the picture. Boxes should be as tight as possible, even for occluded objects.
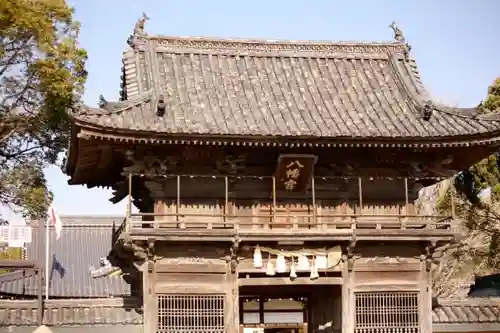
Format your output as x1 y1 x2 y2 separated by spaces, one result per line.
433 77 500 296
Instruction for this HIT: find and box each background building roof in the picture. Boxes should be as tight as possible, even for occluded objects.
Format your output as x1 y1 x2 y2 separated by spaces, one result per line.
0 216 131 298
433 298 500 332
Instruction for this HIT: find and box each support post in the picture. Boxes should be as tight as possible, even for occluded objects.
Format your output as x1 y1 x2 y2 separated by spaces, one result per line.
311 177 317 226
272 176 276 225
419 252 433 333
176 175 183 228
342 240 356 333
144 240 158 332
403 177 409 229
126 173 132 231
450 187 456 219
404 177 409 213
127 173 132 218
224 176 229 223
357 177 363 210
226 256 239 333
143 261 157 333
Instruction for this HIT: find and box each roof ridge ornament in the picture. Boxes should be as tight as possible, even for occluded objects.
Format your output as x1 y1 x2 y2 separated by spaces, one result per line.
422 101 434 121
98 95 124 112
127 12 150 48
389 21 412 59
388 21 405 43
75 91 153 115
156 93 166 116
134 12 150 36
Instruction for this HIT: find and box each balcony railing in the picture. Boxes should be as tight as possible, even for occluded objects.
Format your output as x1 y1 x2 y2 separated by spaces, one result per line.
122 174 456 232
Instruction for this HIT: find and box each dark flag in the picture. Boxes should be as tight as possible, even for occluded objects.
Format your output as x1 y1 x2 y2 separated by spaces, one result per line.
50 253 66 283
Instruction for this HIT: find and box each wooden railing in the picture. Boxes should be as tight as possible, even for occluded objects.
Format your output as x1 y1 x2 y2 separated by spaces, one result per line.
127 213 453 230
121 174 455 232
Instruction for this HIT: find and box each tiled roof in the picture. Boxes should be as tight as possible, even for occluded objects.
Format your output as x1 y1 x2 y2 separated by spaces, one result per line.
433 298 500 332
0 216 131 298
73 36 500 141
434 298 500 324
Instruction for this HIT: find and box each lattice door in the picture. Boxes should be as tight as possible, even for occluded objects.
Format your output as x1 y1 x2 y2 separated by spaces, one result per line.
354 291 419 333
158 294 225 333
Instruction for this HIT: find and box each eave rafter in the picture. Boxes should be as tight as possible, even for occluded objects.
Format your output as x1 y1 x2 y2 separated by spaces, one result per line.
74 125 500 149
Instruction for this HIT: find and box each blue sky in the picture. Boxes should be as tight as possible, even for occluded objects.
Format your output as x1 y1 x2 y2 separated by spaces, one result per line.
35 0 500 219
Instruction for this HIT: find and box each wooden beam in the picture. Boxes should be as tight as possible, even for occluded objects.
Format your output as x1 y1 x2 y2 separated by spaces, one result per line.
238 276 342 286
155 263 227 274
354 262 420 272
129 228 456 243
156 283 224 294
354 284 420 292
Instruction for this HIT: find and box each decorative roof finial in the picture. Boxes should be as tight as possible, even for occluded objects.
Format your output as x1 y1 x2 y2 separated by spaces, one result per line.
127 13 150 48
388 21 405 43
98 94 107 108
97 94 121 112
133 12 150 36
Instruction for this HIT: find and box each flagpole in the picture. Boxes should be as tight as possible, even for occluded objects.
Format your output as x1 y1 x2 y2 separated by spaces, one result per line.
44 195 50 300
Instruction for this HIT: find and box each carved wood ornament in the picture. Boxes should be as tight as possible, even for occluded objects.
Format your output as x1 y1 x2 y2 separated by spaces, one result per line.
366 256 409 264
122 150 179 176
344 236 357 272
122 148 247 177
220 237 242 274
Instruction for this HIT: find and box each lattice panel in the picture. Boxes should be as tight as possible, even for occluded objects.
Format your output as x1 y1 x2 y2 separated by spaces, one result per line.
354 291 419 333
157 294 225 333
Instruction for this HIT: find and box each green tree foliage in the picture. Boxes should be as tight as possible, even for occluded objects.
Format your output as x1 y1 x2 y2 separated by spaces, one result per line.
481 77 500 114
433 78 500 296
454 77 500 263
0 0 87 221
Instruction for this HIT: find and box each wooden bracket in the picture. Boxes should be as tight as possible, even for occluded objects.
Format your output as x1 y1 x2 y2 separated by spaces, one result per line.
345 235 357 272
147 238 156 261
220 237 242 274
229 237 242 274
419 240 438 272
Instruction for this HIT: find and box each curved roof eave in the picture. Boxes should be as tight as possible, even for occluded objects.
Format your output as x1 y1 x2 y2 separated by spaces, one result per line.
71 119 500 149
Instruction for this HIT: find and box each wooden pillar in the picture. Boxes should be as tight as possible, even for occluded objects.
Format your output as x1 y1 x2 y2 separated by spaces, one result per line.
226 260 239 333
143 261 157 333
342 254 355 333
419 257 432 333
